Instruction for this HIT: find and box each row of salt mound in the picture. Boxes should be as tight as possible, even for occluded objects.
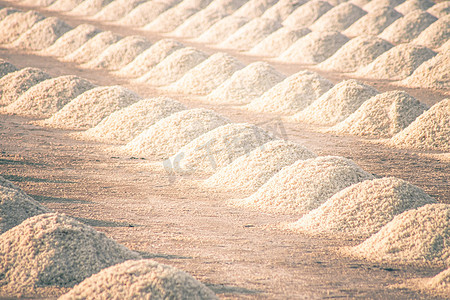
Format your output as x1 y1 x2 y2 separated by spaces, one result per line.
232 0 277 19
230 156 374 214
59 259 217 300
204 140 316 194
39 86 141 130
427 1 450 18
413 14 450 49
0 59 18 79
389 99 449 152
122 108 230 159
92 0 146 22
0 11 44 44
206 61 285 105
115 39 184 78
287 177 436 238
410 268 450 298
195 15 248 44
0 67 51 106
117 0 178 27
82 35 151 71
343 204 449 266
260 0 305 22
343 6 402 37
395 0 434 15
169 123 275 174
76 97 187 143
3 76 95 118
289 80 379 126
165 52 244 95
136 47 208 86
48 0 85 12
329 90 428 138
0 213 141 297
309 2 366 32
317 35 393 73
353 44 436 80
69 0 116 17
362 0 404 12
244 70 334 115
282 0 333 29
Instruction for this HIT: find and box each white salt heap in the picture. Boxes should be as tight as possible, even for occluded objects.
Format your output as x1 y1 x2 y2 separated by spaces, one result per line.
379 10 438 44
78 97 187 143
48 0 84 12
413 15 450 49
169 123 275 174
427 1 450 18
344 204 450 266
0 11 44 44
249 27 311 57
287 177 436 238
59 259 218 300
70 0 115 16
0 67 51 106
4 75 95 118
206 61 285 105
137 47 208 86
205 140 316 193
278 31 349 64
260 0 305 22
282 0 333 29
40 86 141 130
412 268 450 298
170 8 228 38
166 52 244 95
354 44 436 80
93 0 145 21
118 1 175 27
329 90 427 138
0 59 17 79
343 6 402 37
122 108 230 158
230 156 374 214
389 99 449 152
195 15 248 44
318 35 393 73
309 2 367 32
143 4 200 33
363 0 404 12
290 80 379 126
244 70 334 115
233 0 277 19
61 31 121 64
82 35 151 70
0 213 141 297
395 0 434 15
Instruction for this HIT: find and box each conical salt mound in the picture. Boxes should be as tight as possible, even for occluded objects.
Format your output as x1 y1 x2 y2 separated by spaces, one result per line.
204 140 316 193
278 31 349 64
413 268 450 298
117 1 175 27
318 36 393 73
137 47 208 86
363 0 404 12
354 44 436 80
48 0 85 12
309 2 366 32
82 36 151 70
59 259 218 300
389 99 449 151
282 0 333 29
395 0 434 15
3 75 95 118
260 0 305 22
0 213 141 297
344 204 450 266
169 123 275 174
170 8 228 38
233 0 277 19
413 15 450 49
143 4 200 33
248 27 310 57
78 97 187 143
61 31 121 64
92 0 145 21
427 1 450 18
0 59 17 79
290 80 379 126
244 70 334 115
287 177 436 238
70 0 115 16
0 67 51 106
122 108 230 159
40 86 141 130
379 10 438 44
195 15 248 44
230 156 374 214
206 61 285 105
330 90 428 138
0 11 45 44
166 52 244 95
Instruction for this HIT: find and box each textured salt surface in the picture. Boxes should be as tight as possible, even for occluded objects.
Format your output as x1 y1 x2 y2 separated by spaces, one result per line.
44 24 100 57
233 0 277 19
0 11 45 44
48 0 85 12
427 1 450 18
143 4 199 33
413 15 450 49
260 0 305 22
363 0 405 12
0 59 17 79
309 2 367 32
249 27 311 57
21 0 58 7
395 0 434 15
170 8 228 38
93 0 146 21
0 7 19 21
413 268 450 298
282 0 333 29
195 15 248 44
343 6 402 37
118 1 175 27
70 0 114 16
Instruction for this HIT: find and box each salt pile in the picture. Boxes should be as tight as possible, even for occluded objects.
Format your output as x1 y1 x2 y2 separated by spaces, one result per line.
82 36 151 70
169 123 275 174
344 204 450 266
0 11 44 44
379 10 438 44
330 90 427 138
205 140 316 193
218 17 282 51
78 97 187 143
290 80 379 126
413 15 450 49
206 61 285 105
427 1 450 18
309 2 367 32
93 0 146 21
136 47 208 86
389 99 449 151
363 0 405 12
115 39 184 78
171 8 228 38
395 0 434 15
0 59 17 79
282 0 333 28
278 31 349 64
166 52 244 95
343 6 402 37
248 27 311 57
195 15 248 44
0 67 51 106
44 24 100 57
61 31 121 64
143 4 200 33
244 70 334 115
0 213 140 297
287 177 436 238
260 0 305 22
59 259 218 300
122 108 230 159
118 1 175 27
70 0 115 16
318 36 393 73
230 156 374 214
48 0 85 12
233 0 277 19
4 75 95 118
413 268 450 298
40 86 141 130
